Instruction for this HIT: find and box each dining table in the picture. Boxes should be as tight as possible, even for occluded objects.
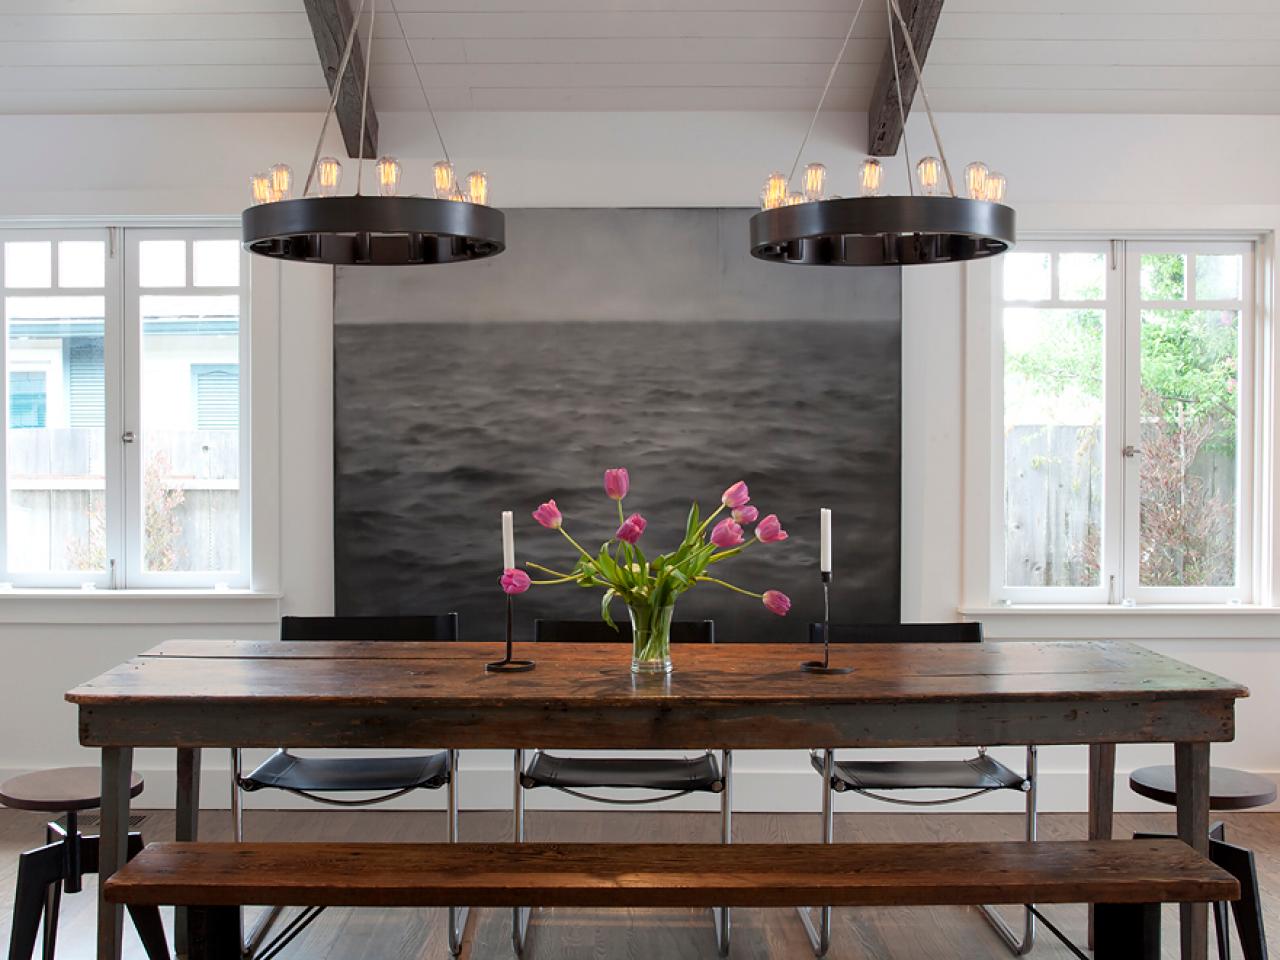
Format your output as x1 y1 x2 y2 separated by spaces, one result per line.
67 638 1247 960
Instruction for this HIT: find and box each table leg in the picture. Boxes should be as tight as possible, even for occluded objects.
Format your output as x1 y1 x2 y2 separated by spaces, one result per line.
175 747 202 958
1176 741 1210 960
97 747 133 960
1087 742 1116 949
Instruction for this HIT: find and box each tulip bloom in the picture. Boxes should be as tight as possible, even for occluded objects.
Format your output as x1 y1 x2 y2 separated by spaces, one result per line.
604 468 630 501
755 514 789 543
732 505 758 525
532 499 562 529
762 590 791 616
500 568 531 595
721 481 750 509
616 513 647 544
710 518 745 549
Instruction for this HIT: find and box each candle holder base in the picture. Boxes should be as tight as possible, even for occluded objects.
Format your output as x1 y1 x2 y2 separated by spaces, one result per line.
485 657 536 673
800 660 852 675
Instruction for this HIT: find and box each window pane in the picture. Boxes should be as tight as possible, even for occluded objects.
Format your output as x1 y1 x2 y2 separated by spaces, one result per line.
140 294 239 573
4 242 51 289
1002 252 1051 301
1003 307 1104 587
1140 253 1185 300
1194 254 1242 301
1057 252 1105 300
138 240 186 288
192 240 239 287
58 241 105 288
5 295 106 573
1139 309 1238 587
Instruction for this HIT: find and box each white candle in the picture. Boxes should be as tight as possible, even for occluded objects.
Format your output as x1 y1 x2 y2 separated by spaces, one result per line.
820 508 832 574
502 511 515 570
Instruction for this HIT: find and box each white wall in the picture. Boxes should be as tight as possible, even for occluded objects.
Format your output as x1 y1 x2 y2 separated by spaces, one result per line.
0 110 1275 815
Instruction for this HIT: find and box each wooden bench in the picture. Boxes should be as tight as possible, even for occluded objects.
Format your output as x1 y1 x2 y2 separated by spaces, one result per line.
105 839 1238 959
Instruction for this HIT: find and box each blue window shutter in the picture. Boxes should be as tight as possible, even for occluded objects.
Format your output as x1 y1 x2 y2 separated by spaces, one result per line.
191 364 239 430
10 371 47 429
68 338 105 428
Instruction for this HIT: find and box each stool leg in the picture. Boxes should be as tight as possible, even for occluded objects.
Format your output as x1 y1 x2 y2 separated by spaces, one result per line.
126 906 171 960
1210 838 1268 960
9 843 63 960
39 884 60 960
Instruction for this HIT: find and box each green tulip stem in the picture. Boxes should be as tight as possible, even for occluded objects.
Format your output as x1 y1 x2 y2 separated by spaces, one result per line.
695 575 762 599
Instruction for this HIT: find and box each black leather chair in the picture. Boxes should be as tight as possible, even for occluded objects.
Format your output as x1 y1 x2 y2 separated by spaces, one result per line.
512 618 730 957
231 614 468 957
798 622 1038 958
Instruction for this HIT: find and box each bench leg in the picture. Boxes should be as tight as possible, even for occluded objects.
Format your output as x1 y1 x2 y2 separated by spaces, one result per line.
1095 903 1160 960
188 906 242 960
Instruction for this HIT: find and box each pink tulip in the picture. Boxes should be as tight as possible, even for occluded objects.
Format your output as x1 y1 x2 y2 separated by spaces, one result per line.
755 513 789 543
616 513 647 544
500 568 531 595
710 517 745 549
604 468 630 501
732 505 758 525
532 499 562 529
721 481 750 509
762 590 791 616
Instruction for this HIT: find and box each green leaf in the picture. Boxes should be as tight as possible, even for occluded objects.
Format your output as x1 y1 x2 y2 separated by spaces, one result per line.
601 588 619 631
684 502 700 543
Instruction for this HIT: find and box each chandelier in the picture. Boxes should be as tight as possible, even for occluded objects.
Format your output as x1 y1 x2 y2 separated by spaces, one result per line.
241 0 504 266
749 0 1014 267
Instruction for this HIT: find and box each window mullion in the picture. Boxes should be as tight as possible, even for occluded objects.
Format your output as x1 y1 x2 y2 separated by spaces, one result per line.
104 227 127 588
121 229 144 588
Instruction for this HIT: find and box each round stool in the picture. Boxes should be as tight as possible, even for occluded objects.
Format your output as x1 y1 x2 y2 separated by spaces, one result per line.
1129 765 1274 960
0 767 165 960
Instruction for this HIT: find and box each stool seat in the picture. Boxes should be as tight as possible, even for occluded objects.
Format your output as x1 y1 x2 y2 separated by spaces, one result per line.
0 767 144 813
1129 765 1276 811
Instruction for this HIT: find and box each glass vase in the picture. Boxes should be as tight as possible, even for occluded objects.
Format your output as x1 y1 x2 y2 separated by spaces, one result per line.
628 602 675 675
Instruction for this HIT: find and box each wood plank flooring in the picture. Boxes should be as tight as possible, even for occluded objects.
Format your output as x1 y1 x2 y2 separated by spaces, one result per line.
1 808 1275 959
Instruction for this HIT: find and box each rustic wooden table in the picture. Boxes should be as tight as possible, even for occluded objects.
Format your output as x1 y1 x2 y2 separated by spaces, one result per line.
68 639 1247 960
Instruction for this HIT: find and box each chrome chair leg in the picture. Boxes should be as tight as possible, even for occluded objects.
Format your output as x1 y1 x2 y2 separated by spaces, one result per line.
512 748 532 958
979 745 1038 956
711 749 733 957
797 749 835 958
447 749 471 957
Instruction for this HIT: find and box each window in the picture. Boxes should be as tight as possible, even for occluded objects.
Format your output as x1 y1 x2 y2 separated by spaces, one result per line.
992 239 1255 604
0 227 249 587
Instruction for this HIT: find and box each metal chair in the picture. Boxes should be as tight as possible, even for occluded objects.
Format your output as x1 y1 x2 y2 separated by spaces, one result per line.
231 614 468 958
798 622 1038 958
512 618 731 957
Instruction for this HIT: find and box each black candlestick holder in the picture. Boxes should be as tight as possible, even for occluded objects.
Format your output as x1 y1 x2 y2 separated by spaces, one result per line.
801 571 851 675
486 595 535 672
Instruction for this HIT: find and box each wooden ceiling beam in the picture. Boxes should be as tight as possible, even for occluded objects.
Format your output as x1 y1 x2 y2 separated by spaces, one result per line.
302 0 378 160
867 0 944 158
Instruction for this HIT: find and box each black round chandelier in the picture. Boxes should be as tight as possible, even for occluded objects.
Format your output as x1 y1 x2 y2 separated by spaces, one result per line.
242 0 504 266
749 0 1015 267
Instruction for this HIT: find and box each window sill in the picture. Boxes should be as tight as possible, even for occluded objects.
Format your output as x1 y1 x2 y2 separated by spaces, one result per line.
959 604 1280 640
0 589 281 625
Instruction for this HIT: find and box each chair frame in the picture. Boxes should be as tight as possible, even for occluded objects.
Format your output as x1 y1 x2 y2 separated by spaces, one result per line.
229 614 468 959
512 619 730 958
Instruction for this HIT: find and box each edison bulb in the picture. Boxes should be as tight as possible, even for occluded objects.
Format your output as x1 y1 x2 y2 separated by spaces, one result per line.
249 172 273 206
803 162 827 202
784 191 804 207
859 158 883 197
763 171 788 210
268 162 293 202
965 161 988 200
316 157 342 197
375 156 401 197
449 186 468 203
916 156 941 196
985 171 1007 203
466 170 489 206
433 160 456 199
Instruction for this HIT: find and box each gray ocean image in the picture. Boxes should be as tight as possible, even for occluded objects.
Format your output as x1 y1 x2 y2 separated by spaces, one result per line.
334 317 901 640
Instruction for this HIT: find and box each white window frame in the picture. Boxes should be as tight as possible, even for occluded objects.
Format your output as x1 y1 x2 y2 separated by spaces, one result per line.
0 224 250 589
977 236 1262 607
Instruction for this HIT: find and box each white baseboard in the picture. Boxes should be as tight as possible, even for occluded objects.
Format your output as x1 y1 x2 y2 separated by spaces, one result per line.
10 764 1273 816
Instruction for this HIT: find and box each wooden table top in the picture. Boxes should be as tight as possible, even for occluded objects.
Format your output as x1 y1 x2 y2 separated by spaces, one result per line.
68 639 1246 707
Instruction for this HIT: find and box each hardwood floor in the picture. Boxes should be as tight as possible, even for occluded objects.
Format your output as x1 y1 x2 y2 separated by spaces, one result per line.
0 808 1274 958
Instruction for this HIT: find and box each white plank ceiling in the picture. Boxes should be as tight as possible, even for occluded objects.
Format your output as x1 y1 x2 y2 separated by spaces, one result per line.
0 0 1278 115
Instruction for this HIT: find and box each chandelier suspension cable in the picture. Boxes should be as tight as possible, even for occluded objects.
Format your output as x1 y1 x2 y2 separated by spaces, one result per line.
786 0 869 187
388 0 452 167
301 0 368 197
886 0 913 196
354 0 377 196
887 0 955 196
